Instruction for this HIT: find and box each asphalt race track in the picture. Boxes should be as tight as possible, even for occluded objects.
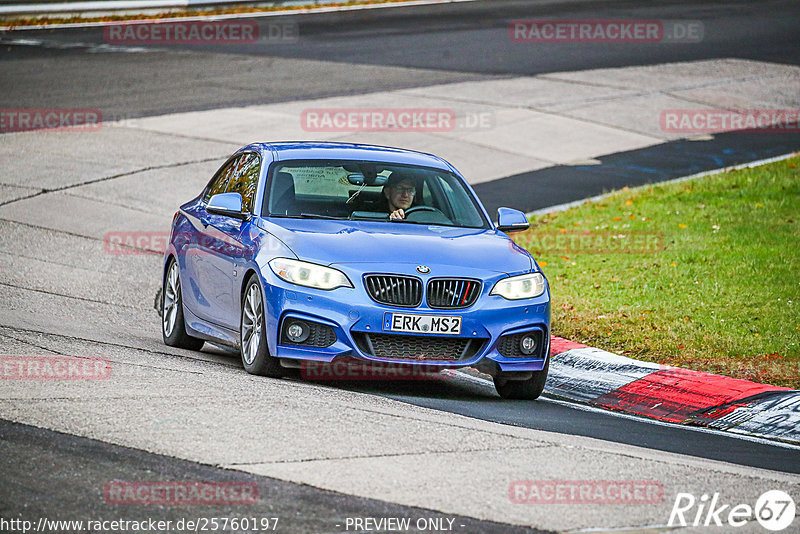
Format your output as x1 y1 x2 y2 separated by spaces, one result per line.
2 0 800 117
1 419 545 534
1 0 800 531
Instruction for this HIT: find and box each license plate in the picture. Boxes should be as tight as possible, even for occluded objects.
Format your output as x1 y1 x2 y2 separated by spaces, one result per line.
383 312 462 335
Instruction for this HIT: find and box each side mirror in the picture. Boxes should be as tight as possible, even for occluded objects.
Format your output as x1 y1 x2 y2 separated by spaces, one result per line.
207 193 249 220
496 207 529 232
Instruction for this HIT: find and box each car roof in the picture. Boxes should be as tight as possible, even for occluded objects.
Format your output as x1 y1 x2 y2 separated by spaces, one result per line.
244 142 456 172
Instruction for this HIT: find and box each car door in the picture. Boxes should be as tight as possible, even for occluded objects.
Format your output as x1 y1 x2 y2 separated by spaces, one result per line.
185 152 261 331
215 152 262 329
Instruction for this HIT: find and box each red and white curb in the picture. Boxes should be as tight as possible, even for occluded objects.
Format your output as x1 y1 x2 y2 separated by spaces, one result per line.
545 337 800 445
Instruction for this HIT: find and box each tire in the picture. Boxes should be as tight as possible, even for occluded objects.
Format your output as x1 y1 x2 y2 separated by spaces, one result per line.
493 358 549 400
240 275 284 377
162 259 205 351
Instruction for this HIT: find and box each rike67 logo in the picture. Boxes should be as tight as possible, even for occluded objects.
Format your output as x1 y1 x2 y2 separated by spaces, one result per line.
669 490 796 531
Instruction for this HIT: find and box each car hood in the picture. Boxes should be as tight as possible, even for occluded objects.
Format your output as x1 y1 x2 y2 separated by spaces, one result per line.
257 218 533 274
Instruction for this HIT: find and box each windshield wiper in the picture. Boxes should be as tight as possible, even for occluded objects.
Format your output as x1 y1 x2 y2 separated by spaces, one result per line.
390 219 456 227
267 213 345 220
299 213 347 220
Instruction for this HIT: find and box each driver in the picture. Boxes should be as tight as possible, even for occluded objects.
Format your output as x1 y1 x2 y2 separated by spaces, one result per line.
382 173 418 220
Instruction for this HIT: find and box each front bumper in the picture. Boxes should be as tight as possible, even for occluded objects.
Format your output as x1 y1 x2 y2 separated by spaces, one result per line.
263 268 550 373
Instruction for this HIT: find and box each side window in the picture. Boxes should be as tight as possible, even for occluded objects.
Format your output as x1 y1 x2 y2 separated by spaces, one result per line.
225 153 261 213
203 157 237 203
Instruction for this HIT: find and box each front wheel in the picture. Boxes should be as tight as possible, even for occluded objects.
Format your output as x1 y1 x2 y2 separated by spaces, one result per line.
240 275 284 377
493 358 549 400
162 259 204 351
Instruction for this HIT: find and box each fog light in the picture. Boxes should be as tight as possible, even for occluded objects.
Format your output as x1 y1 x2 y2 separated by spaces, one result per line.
520 335 537 355
286 320 310 343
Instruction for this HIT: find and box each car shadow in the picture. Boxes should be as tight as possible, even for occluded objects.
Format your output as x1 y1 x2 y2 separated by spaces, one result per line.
201 345 505 401
296 373 501 401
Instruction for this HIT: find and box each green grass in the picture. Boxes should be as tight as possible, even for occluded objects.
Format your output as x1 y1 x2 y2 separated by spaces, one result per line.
512 156 800 388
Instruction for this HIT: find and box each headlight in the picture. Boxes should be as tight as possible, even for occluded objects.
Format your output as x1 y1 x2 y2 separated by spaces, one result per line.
490 272 546 300
268 258 353 290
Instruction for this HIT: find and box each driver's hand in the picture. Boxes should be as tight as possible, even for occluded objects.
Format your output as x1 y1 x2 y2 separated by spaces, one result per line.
389 209 406 220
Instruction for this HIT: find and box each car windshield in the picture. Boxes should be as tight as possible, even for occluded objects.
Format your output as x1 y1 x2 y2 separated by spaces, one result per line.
263 160 489 229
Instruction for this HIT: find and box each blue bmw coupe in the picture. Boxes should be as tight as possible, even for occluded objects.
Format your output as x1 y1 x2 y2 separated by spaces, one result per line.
161 142 551 399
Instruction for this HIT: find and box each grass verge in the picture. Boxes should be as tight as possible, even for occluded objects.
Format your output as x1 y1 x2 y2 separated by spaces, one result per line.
512 155 800 388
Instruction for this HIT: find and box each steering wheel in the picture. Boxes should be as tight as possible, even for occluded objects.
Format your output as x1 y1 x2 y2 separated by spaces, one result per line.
402 205 452 224
403 206 438 215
